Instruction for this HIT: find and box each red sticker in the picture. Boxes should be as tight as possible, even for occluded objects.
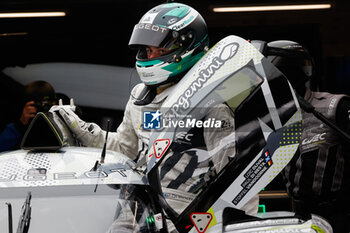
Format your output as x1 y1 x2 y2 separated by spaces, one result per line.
153 139 171 159
190 212 212 233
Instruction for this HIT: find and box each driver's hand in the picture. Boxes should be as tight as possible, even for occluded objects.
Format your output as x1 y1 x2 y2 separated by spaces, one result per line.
50 105 83 133
49 105 101 146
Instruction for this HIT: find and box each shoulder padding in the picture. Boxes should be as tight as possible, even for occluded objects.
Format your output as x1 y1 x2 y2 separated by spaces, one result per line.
131 83 157 106
130 83 146 100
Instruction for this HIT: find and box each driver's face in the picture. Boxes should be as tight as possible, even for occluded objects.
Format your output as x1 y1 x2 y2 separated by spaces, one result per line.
146 46 172 59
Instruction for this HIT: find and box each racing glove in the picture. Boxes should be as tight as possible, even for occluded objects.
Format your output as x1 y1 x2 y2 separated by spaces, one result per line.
49 105 104 147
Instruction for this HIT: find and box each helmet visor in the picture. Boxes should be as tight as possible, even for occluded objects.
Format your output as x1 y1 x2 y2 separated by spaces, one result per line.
129 23 176 49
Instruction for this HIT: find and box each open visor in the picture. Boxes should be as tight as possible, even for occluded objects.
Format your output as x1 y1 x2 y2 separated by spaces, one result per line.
129 23 176 49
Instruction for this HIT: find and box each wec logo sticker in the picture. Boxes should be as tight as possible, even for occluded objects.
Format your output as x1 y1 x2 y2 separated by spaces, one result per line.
301 133 326 145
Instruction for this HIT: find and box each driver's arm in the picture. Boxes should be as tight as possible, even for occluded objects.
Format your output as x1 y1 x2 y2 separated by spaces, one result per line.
54 96 139 160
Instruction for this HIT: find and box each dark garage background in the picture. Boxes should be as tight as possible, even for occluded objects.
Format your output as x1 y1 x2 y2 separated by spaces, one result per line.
0 0 349 85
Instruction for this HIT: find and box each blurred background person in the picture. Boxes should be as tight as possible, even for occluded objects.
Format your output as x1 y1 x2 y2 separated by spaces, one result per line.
0 80 56 152
265 40 350 233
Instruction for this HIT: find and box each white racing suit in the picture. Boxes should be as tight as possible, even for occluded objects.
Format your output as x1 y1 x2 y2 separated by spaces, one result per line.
54 83 259 232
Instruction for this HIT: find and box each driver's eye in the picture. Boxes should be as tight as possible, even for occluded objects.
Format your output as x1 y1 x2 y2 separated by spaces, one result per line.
146 47 152 55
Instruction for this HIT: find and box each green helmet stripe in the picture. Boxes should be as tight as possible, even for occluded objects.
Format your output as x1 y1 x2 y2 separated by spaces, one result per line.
201 34 209 43
162 51 204 76
136 60 163 67
163 6 190 18
161 3 184 8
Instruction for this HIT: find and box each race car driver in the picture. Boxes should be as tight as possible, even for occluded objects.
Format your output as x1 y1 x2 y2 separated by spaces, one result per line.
52 2 259 232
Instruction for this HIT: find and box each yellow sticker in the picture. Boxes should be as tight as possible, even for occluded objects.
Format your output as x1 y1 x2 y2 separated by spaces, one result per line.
206 207 217 229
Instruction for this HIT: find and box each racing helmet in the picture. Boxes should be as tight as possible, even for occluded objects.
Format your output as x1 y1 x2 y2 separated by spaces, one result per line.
129 2 209 86
265 40 314 95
